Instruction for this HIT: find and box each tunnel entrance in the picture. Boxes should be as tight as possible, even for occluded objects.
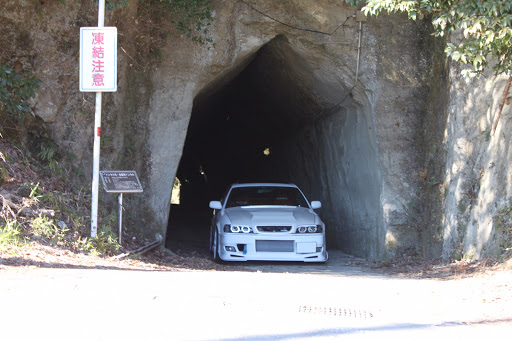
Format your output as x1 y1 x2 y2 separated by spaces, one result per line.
166 35 382 258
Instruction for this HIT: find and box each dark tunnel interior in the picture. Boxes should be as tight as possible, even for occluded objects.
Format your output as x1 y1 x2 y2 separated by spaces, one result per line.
165 36 335 250
165 35 380 257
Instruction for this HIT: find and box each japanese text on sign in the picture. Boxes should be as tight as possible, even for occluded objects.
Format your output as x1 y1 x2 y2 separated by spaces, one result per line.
79 27 117 92
99 171 143 193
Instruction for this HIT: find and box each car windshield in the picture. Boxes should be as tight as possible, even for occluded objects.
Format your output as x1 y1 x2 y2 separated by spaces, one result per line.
225 186 309 208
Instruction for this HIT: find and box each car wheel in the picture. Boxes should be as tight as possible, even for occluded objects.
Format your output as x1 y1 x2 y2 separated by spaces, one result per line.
209 225 214 255
212 229 221 263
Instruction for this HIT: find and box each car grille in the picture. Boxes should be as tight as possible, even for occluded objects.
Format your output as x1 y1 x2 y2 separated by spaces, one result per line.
255 240 294 252
257 226 292 232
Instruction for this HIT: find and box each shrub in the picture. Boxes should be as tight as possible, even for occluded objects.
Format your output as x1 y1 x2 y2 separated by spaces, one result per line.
0 64 41 131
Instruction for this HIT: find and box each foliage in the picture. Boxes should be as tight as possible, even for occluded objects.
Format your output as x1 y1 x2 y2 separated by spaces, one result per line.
28 181 43 202
37 143 59 173
493 200 512 260
93 0 129 11
0 219 22 252
31 215 68 244
169 0 214 45
94 0 215 46
106 0 128 11
139 0 215 47
78 216 120 256
38 0 66 5
89 227 120 255
38 145 56 162
0 140 121 257
346 0 512 77
0 64 41 129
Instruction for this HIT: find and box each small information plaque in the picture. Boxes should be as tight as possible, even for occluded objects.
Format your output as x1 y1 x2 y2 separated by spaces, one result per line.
99 171 143 193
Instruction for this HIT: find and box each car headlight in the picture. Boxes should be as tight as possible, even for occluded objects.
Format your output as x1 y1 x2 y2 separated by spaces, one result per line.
296 225 323 233
224 224 253 233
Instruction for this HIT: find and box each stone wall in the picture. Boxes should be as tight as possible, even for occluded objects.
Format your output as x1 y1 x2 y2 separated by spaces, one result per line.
441 64 512 260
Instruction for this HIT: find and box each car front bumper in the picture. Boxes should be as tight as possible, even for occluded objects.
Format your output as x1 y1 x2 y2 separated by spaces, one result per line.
218 232 328 262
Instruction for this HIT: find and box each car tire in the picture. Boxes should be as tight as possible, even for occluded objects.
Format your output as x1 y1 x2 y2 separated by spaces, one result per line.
212 229 222 263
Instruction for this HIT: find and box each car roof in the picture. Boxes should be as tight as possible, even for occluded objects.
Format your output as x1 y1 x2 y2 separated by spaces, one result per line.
230 183 298 189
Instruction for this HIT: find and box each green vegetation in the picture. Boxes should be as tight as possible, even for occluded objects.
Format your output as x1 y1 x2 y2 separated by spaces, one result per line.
493 200 512 260
87 225 121 256
166 0 214 45
139 0 214 47
31 215 67 244
0 141 120 257
38 143 60 173
0 64 41 132
95 0 215 47
0 219 22 252
0 198 120 257
0 57 120 257
104 0 129 11
346 0 512 77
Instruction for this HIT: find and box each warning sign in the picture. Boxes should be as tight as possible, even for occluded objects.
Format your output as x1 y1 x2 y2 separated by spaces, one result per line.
79 27 117 92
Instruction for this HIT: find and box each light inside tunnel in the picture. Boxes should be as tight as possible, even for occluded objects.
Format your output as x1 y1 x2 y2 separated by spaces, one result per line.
171 177 181 205
166 35 382 259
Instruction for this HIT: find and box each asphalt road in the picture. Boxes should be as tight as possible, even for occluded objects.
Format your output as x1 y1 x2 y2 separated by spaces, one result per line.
1 251 511 341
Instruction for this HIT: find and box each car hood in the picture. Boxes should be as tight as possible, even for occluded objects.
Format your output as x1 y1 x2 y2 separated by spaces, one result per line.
225 206 317 225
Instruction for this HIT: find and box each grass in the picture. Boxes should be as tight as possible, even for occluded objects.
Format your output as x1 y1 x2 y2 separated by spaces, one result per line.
0 204 121 257
0 218 22 252
31 216 67 244
493 200 512 261
0 139 121 258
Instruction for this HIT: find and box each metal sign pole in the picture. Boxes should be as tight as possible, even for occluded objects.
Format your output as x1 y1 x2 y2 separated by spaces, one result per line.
118 193 123 244
90 0 105 238
98 171 143 245
91 93 101 238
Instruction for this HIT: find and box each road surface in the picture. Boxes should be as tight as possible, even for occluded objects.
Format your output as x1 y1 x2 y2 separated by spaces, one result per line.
1 251 511 340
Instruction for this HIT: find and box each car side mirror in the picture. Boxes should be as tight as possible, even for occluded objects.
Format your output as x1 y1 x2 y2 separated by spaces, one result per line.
311 201 322 209
209 201 222 210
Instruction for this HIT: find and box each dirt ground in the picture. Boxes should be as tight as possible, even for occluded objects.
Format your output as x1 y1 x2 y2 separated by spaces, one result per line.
2 240 512 306
1 246 511 341
2 237 511 279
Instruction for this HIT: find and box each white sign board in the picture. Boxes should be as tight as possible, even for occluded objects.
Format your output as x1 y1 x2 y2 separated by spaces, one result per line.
79 27 117 92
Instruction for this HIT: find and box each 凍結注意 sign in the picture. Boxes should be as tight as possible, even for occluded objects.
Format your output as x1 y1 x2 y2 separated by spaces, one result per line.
79 27 117 92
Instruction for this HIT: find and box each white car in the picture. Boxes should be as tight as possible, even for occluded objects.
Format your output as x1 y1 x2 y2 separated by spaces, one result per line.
209 183 328 262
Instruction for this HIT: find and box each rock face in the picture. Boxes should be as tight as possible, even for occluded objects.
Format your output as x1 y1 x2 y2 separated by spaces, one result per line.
1 0 510 260
441 66 512 260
